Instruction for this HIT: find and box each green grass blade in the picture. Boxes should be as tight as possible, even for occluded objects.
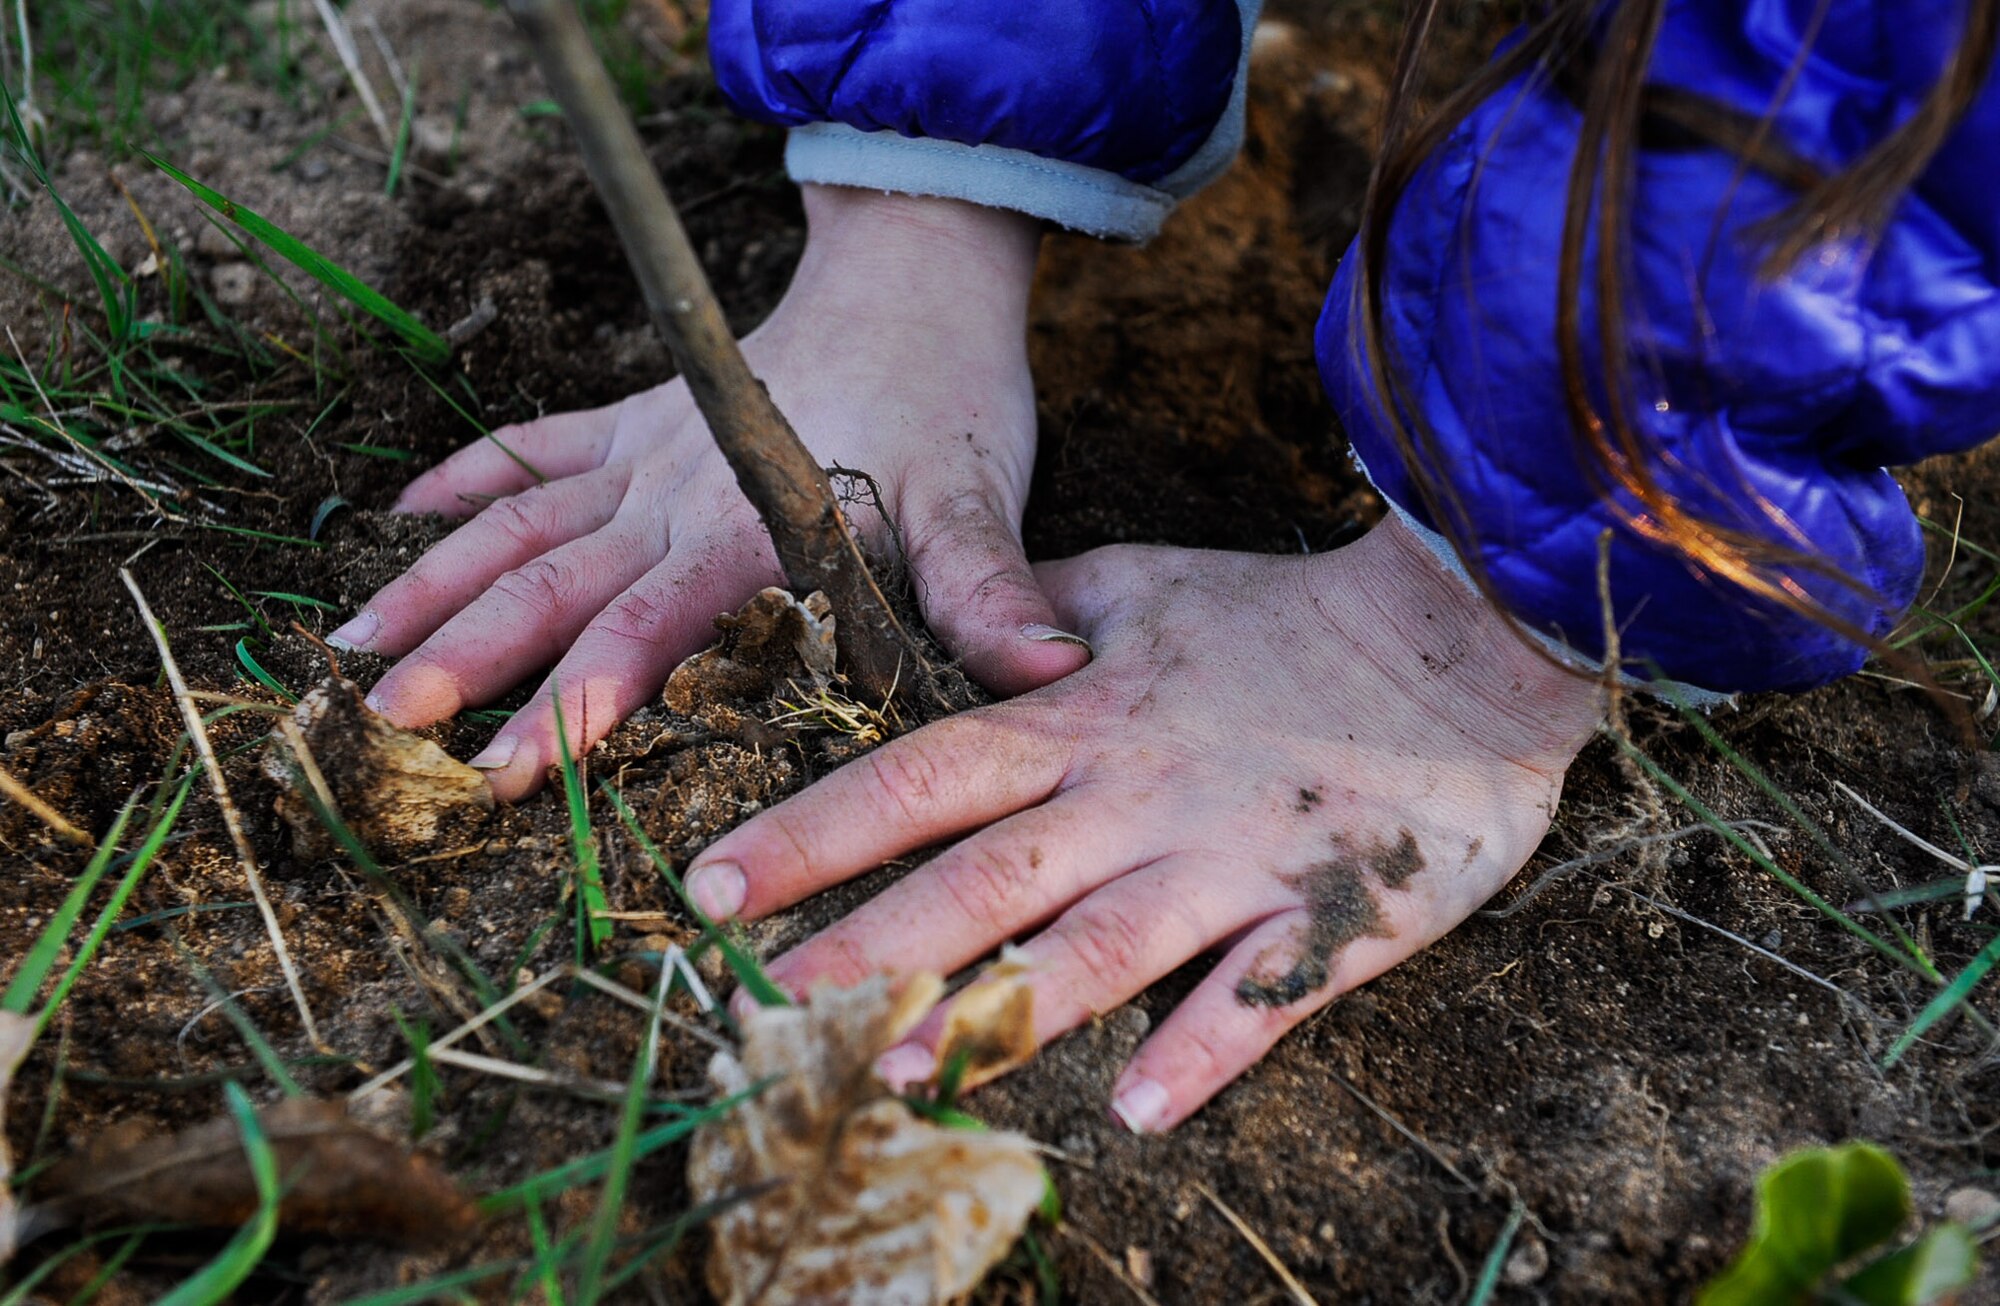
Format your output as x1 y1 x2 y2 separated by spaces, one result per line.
385 67 418 198
599 782 789 1007
144 152 450 364
156 1083 280 1306
551 689 612 960
235 638 298 703
339 1259 528 1306
1884 930 2000 1068
1468 1204 1527 1306
31 772 195 1043
576 969 670 1303
477 1081 768 1216
1 798 137 1014
3 85 134 345
1615 738 1922 974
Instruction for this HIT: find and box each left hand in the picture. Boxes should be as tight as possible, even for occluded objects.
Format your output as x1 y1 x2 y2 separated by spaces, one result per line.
684 515 1607 1130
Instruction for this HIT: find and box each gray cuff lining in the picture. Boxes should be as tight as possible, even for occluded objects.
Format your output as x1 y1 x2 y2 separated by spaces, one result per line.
785 124 1178 241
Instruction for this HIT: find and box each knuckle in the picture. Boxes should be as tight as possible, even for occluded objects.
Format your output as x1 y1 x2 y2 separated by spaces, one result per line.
862 738 951 825
491 555 581 621
937 842 1041 933
1170 1019 1240 1089
1053 902 1151 983
480 490 554 550
600 586 675 644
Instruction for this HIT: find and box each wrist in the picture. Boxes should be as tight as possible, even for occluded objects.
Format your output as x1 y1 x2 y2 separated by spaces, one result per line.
1332 515 1607 766
786 184 1041 338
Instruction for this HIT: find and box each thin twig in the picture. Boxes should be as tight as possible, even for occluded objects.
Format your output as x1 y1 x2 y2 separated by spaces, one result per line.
356 10 410 101
1061 1225 1166 1306
1609 881 1847 995
1194 1182 1320 1306
1331 1074 1480 1193
0 762 90 846
310 0 395 148
120 567 323 1049
1836 780 1998 921
348 966 567 1103
426 1045 632 1102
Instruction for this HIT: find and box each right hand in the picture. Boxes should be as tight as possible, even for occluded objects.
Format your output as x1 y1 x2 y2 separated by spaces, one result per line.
328 186 1088 799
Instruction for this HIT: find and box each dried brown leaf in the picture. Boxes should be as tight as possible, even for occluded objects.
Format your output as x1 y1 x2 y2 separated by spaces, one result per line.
0 1011 32 1263
933 948 1037 1093
263 676 493 860
39 1097 478 1247
689 975 1048 1306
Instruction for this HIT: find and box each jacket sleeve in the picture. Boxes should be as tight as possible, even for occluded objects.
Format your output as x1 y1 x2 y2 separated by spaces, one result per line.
707 0 1259 241
1319 0 2000 695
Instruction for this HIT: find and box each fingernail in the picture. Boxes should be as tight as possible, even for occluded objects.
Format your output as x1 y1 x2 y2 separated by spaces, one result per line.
1022 623 1091 651
467 737 519 771
1111 1077 1171 1133
326 610 381 652
687 861 746 921
876 1042 937 1090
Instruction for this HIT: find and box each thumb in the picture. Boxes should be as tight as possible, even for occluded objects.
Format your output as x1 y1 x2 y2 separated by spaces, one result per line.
901 485 1091 696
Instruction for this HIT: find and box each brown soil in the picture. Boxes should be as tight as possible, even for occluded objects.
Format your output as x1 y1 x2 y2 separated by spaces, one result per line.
5 2 2000 1302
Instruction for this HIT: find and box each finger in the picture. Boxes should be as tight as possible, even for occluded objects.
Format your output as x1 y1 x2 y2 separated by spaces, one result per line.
873 855 1277 1089
901 484 1090 695
759 792 1148 994
466 533 785 800
364 518 660 729
332 467 629 656
683 708 1075 925
393 405 628 517
1107 910 1416 1133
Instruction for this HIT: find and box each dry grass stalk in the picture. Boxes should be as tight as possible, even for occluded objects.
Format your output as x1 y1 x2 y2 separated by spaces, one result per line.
0 761 90 846
1195 1182 1320 1306
119 567 323 1049
309 0 395 148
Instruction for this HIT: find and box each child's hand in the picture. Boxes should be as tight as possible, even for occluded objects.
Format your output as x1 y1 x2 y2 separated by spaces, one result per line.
332 188 1084 798
686 516 1607 1129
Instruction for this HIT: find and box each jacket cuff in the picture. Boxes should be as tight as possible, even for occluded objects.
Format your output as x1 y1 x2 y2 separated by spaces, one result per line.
785 124 1179 240
783 0 1260 241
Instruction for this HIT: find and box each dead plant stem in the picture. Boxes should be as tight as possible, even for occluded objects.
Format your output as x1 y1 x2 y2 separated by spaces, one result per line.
310 0 395 148
0 762 90 846
119 567 324 1050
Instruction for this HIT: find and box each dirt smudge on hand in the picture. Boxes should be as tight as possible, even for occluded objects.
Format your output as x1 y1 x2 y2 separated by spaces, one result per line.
1236 829 1425 1008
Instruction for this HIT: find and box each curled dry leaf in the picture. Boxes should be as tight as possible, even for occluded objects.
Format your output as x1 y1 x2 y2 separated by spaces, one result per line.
0 1011 32 1263
933 947 1038 1093
264 676 493 860
689 975 1049 1306
664 588 837 723
38 1096 478 1247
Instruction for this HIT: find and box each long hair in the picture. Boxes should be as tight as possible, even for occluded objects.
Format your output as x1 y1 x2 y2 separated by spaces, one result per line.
1352 0 1999 682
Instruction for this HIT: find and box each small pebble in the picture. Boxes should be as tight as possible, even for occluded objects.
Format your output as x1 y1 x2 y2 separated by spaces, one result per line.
1503 1232 1550 1286
1945 1186 2000 1230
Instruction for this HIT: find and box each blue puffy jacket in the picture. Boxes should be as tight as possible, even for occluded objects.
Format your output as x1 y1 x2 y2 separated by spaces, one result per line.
710 0 2000 694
